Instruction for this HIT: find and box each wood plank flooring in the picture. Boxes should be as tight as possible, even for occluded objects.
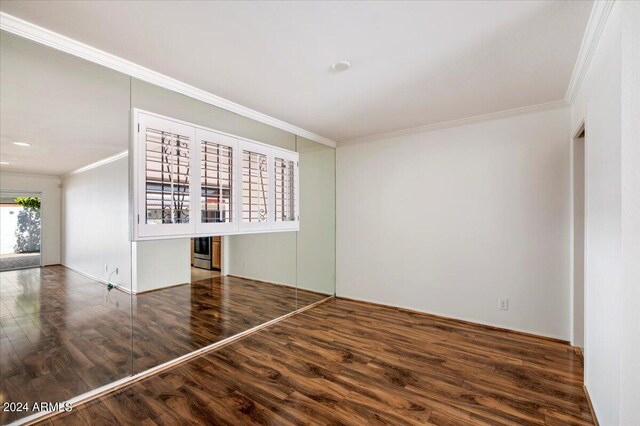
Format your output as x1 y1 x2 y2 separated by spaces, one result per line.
38 298 594 425
132 273 327 372
190 267 221 282
0 266 328 424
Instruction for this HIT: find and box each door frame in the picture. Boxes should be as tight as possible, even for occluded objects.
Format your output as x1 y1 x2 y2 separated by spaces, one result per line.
570 122 587 349
0 190 44 269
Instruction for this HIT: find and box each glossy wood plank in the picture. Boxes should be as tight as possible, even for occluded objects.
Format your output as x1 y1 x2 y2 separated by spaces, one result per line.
39 298 594 425
132 274 327 372
0 266 327 424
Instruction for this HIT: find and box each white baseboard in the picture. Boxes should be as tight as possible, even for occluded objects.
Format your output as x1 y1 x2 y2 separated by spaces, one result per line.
227 273 295 289
60 264 133 294
337 292 569 342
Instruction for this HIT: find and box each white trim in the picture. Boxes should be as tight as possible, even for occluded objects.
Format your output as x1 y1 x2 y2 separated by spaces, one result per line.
64 151 128 177
337 294 569 342
340 100 568 146
0 189 45 268
61 263 132 294
0 172 61 181
569 134 576 347
564 0 616 105
129 227 298 242
0 189 44 197
0 12 336 149
133 108 298 154
11 295 334 426
569 122 587 348
227 273 296 290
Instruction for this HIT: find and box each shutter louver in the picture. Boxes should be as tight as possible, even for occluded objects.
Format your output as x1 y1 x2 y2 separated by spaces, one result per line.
201 141 233 223
145 128 191 225
242 150 269 222
274 157 295 222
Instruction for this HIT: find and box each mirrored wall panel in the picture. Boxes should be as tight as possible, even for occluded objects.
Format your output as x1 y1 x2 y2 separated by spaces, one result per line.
129 79 302 373
0 31 132 424
0 30 335 425
296 137 336 300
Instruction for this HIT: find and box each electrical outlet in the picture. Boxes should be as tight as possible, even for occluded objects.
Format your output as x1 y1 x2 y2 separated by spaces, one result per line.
498 298 509 311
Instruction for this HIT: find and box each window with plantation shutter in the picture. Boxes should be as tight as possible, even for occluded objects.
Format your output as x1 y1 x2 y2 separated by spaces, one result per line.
133 110 299 240
195 128 238 234
242 149 269 223
135 111 196 238
201 142 233 223
144 128 191 225
271 147 299 231
274 157 295 222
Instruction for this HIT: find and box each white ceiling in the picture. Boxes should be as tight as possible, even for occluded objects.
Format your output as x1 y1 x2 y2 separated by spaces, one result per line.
0 0 593 171
0 31 130 176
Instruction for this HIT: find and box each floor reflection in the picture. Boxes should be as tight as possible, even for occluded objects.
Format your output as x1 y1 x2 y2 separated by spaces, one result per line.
0 265 329 424
0 266 131 424
132 274 328 372
0 253 41 272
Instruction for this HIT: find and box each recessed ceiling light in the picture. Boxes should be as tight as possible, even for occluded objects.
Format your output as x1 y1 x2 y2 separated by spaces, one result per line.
13 142 31 147
0 161 9 165
332 61 352 72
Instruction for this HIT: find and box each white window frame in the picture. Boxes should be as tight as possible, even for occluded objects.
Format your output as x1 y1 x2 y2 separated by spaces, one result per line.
194 128 239 234
132 109 299 241
271 147 299 231
134 111 197 239
237 139 273 233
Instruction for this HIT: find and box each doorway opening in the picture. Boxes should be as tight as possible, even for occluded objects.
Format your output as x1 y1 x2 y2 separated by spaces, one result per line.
190 236 223 282
0 191 42 271
572 125 585 349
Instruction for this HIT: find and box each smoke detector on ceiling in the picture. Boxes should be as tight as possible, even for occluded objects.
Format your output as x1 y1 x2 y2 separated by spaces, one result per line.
332 61 352 72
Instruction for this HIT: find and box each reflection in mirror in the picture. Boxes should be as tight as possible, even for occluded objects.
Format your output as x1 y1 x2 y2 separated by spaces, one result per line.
0 29 336 425
131 233 299 372
129 79 302 373
0 31 132 425
296 137 336 303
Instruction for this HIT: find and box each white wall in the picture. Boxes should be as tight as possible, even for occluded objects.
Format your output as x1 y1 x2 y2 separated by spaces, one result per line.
61 156 130 289
132 239 190 293
568 1 638 423
0 172 61 265
226 232 297 286
337 107 571 339
570 3 626 424
297 142 336 295
619 1 639 424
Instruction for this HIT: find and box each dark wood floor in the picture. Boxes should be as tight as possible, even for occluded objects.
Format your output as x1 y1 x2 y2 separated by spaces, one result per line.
0 266 328 424
133 273 327 372
37 298 594 426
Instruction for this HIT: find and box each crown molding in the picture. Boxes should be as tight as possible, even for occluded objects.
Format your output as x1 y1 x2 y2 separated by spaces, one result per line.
64 151 129 178
565 0 616 105
0 171 61 180
0 12 336 148
340 100 568 146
